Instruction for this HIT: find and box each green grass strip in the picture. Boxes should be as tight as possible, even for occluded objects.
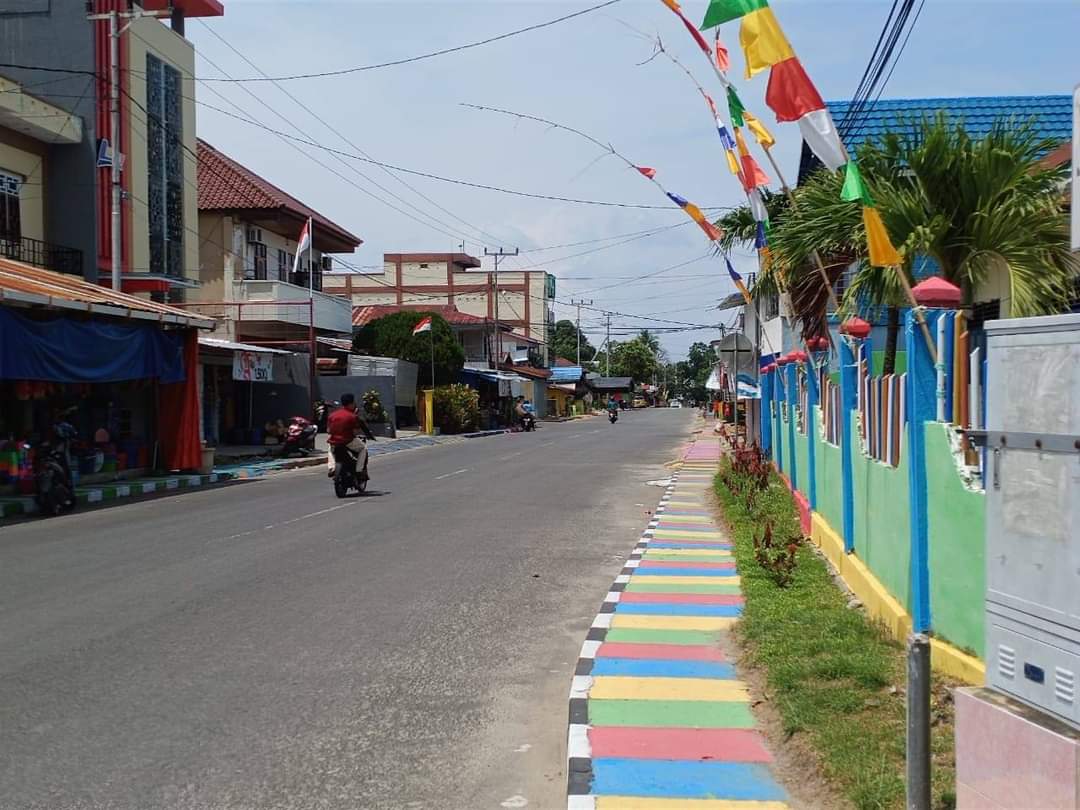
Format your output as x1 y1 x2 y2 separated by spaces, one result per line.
714 463 956 810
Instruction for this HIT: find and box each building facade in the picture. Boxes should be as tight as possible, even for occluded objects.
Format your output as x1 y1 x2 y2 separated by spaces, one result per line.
323 253 556 364
0 0 221 297
193 139 360 342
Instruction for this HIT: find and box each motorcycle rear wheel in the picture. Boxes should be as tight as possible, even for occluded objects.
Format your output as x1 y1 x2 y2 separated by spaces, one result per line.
333 477 349 498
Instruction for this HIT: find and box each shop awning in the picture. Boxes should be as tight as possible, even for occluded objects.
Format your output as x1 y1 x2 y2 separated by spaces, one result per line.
198 337 291 355
0 259 213 328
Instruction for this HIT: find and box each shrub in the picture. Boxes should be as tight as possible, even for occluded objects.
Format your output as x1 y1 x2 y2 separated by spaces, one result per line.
433 383 479 434
362 389 389 422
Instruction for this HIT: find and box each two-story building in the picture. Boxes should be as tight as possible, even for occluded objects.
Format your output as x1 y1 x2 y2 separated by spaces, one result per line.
0 0 221 297
322 253 556 365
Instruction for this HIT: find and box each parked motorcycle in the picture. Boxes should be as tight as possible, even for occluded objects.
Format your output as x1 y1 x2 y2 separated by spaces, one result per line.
35 421 77 517
281 416 317 457
331 439 373 498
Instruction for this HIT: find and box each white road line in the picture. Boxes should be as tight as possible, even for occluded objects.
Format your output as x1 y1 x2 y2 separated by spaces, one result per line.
500 451 524 460
434 468 469 480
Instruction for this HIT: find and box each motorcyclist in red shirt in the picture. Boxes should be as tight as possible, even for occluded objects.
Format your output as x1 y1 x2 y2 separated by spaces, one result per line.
326 393 376 480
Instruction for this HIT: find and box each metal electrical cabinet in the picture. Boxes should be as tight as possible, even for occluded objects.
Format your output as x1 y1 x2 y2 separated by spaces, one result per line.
981 313 1080 727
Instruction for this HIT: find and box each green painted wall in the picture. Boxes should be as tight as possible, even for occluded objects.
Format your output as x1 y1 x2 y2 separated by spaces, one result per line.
870 350 908 376
813 407 844 533
925 423 986 657
794 423 810 498
849 413 912 612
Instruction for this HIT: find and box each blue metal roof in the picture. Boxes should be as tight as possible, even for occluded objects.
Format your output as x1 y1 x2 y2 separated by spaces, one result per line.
827 95 1072 154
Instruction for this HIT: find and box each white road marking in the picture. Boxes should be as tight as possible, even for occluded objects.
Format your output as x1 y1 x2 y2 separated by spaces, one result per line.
568 797 597 810
434 468 469 480
569 675 593 699
591 613 613 629
605 591 622 603
500 451 525 460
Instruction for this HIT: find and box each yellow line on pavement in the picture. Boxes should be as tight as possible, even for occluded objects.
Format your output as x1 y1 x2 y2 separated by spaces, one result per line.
630 575 741 586
610 614 737 631
589 675 749 702
643 548 733 557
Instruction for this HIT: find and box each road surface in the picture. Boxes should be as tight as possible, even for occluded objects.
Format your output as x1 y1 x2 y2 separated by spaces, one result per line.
0 409 693 810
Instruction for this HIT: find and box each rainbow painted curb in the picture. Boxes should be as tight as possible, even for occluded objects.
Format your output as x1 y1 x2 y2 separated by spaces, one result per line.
567 439 789 810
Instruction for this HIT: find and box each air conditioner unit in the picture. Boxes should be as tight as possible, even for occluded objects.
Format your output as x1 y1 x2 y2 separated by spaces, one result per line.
246 226 262 244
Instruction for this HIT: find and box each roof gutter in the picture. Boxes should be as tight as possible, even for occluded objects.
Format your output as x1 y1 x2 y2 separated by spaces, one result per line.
0 288 215 330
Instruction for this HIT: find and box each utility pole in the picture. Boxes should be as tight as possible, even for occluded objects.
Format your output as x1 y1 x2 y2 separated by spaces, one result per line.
605 313 612 377
571 298 592 365
88 4 169 292
484 247 518 367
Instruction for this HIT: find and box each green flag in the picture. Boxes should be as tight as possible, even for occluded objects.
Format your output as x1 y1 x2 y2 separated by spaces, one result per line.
840 160 874 206
726 87 746 128
701 0 769 30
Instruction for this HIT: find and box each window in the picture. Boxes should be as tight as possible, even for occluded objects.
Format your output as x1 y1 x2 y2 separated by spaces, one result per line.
248 242 267 280
146 53 184 277
277 249 288 282
0 171 21 241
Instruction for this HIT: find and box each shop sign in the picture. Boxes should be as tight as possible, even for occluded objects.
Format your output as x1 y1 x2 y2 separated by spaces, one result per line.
233 351 273 383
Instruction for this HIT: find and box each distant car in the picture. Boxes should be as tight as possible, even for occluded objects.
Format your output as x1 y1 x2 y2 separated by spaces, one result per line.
669 401 683 408
632 397 646 409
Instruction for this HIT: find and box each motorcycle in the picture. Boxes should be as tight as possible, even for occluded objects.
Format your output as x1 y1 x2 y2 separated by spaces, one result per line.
35 421 77 517
331 439 373 498
281 416 317 457
608 410 618 424
520 412 536 432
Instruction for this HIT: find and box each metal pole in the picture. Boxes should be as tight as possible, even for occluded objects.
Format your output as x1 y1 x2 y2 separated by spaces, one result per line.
430 327 436 391
906 633 932 810
605 313 611 377
571 298 592 365
308 220 316 412
109 9 122 292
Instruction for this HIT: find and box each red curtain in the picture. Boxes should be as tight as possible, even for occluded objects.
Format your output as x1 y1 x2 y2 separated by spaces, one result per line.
158 329 202 471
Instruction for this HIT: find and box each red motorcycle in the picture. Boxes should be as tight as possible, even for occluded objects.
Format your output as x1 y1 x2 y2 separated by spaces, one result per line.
281 416 317 457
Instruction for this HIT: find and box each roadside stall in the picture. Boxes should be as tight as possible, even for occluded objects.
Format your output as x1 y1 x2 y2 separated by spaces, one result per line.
0 260 212 494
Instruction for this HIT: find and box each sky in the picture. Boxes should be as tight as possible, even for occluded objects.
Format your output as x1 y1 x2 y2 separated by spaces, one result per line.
189 0 1080 360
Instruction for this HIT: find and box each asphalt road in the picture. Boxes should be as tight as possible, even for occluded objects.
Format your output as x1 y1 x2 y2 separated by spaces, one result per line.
0 408 694 810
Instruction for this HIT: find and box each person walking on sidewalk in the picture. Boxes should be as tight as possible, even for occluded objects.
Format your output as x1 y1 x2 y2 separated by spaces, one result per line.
326 393 376 480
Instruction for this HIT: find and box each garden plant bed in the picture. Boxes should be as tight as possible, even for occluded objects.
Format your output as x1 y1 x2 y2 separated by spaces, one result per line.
714 454 958 810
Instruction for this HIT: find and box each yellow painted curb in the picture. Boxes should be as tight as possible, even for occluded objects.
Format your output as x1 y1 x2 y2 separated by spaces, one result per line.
589 675 748 702
610 614 737 631
650 530 726 539
630 575 741 586
809 513 985 686
643 548 733 558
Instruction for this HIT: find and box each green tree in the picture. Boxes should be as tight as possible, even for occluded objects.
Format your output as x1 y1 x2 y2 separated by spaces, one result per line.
550 319 595 363
605 337 659 383
717 115 1078 371
353 311 465 387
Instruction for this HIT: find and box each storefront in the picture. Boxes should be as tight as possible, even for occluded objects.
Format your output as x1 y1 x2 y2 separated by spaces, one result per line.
0 261 211 493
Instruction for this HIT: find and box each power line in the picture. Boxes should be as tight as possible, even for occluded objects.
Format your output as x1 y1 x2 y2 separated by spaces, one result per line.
195 0 624 83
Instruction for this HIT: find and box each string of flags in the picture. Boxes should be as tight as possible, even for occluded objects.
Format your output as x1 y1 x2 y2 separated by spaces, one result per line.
699 0 902 264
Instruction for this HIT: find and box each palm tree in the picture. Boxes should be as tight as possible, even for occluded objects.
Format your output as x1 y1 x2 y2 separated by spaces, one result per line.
716 114 1078 370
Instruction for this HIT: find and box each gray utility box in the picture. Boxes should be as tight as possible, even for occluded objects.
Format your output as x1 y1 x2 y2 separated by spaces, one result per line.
984 313 1080 728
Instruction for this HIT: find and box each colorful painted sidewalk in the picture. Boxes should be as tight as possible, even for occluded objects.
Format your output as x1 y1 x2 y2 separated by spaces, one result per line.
568 437 788 809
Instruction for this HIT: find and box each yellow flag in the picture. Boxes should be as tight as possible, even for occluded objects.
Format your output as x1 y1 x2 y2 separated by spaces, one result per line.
863 207 901 267
744 111 776 148
740 7 794 79
733 127 751 158
661 0 681 10
683 201 708 225
725 150 740 175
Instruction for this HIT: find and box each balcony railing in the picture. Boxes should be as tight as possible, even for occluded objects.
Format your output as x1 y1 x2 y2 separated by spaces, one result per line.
0 235 83 277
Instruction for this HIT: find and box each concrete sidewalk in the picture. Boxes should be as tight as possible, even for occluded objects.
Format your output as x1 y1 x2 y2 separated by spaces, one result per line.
567 436 789 809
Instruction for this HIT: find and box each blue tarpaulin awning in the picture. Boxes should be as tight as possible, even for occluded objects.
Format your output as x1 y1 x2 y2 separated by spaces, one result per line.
0 307 187 383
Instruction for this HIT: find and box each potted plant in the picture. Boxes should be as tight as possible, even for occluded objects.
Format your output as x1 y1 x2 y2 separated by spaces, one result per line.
362 389 395 437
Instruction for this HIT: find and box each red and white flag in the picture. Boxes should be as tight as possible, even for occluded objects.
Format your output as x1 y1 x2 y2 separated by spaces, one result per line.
412 316 433 336
292 217 312 275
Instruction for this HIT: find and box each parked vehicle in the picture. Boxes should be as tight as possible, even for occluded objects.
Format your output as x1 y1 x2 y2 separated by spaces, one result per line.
632 396 646 409
669 401 683 408
281 416 317 456
34 421 77 517
331 439 372 498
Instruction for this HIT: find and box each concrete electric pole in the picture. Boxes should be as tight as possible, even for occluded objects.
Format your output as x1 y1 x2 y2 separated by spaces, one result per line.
484 247 519 366
571 298 592 365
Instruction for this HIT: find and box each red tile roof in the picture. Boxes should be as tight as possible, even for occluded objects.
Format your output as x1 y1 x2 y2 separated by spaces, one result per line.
500 363 552 380
352 304 489 328
196 139 362 248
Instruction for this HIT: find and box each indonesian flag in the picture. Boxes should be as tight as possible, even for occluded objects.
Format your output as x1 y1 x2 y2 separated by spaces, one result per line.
412 316 433 335
292 217 312 275
766 58 847 170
